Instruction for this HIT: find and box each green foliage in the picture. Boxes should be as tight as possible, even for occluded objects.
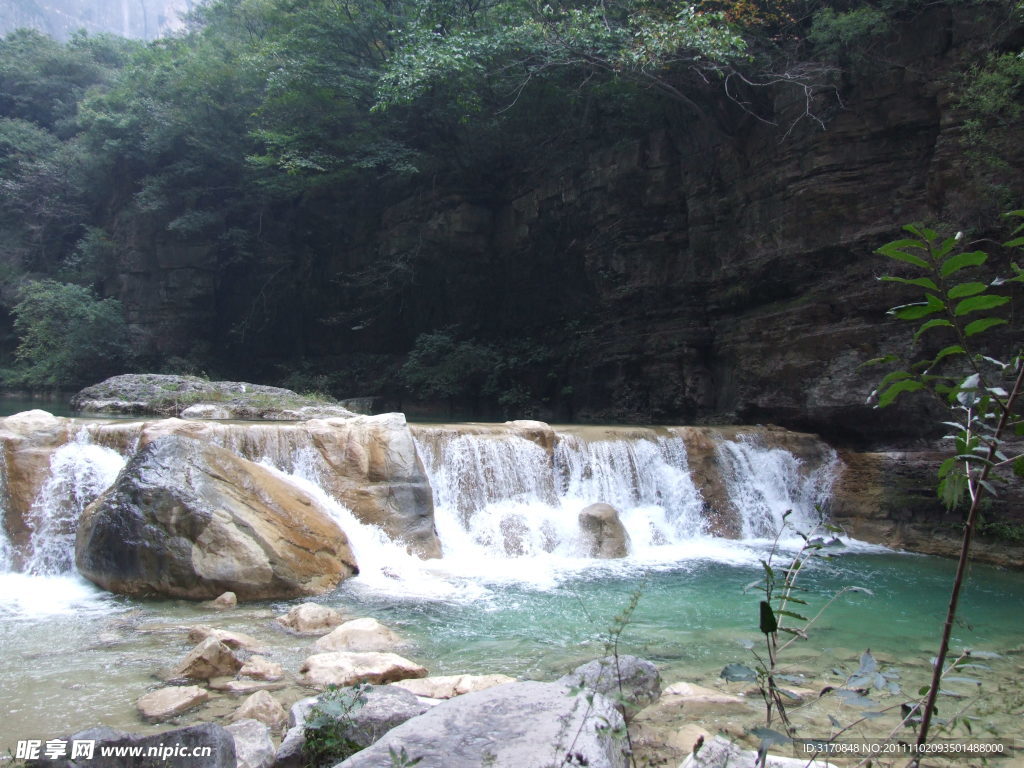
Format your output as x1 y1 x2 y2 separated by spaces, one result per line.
302 684 369 768
870 213 1024 752
401 329 501 403
6 280 132 389
808 6 890 60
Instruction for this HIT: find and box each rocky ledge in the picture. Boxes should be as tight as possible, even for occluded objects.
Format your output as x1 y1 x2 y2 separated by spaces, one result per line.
70 374 358 420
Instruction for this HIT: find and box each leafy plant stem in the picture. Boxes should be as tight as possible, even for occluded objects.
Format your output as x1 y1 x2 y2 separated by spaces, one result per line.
911 360 1024 761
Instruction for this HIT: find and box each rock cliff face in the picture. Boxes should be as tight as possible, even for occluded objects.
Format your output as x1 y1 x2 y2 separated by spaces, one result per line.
0 0 193 41
109 6 1019 448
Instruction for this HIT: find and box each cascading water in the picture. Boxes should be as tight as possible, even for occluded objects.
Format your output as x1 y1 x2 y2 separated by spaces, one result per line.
414 427 709 565
716 433 840 539
23 430 127 575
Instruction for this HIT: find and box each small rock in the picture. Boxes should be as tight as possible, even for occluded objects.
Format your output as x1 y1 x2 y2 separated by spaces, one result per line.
313 617 404 652
187 624 261 650
231 690 288 732
390 673 515 699
136 685 210 723
167 637 243 681
209 591 238 610
225 718 275 768
578 503 630 558
240 655 284 681
298 651 428 689
210 678 287 695
276 603 344 635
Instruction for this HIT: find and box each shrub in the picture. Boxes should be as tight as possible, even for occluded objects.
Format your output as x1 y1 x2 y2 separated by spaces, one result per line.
6 279 132 389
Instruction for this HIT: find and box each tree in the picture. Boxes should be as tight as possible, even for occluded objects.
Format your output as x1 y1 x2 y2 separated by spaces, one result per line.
7 280 133 388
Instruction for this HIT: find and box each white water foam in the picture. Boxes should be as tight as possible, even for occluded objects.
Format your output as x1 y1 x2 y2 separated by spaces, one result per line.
717 434 840 538
23 430 126 576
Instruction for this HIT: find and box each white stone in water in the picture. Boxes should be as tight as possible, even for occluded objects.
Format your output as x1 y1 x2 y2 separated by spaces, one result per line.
298 651 428 689
186 624 260 650
231 690 287 732
276 603 344 635
680 735 837 768
166 637 242 681
240 655 284 681
312 617 404 652
136 685 210 723
390 673 516 699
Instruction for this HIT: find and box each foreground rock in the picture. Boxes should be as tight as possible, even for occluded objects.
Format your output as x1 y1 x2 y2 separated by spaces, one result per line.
24 723 235 768
75 434 358 600
166 637 242 681
240 655 285 681
391 673 516 699
276 603 345 635
225 719 275 768
71 374 357 420
312 618 405 652
314 686 429 753
558 655 661 721
298 651 428 689
578 503 630 558
681 735 836 768
336 681 629 768
136 685 210 722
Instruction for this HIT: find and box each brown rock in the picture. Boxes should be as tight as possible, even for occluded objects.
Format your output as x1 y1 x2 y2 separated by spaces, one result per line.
231 690 288 732
298 652 428 689
136 685 210 723
186 625 260 650
276 603 344 635
312 618 404 653
75 434 358 601
578 503 630 558
239 655 284 681
167 637 242 681
209 592 238 610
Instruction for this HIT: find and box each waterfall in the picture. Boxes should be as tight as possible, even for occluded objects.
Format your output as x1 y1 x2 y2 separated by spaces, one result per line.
415 427 708 561
716 433 839 539
23 431 126 576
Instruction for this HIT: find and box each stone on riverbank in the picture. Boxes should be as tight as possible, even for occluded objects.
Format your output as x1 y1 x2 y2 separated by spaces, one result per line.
298 651 427 689
557 655 661 721
231 690 288 732
225 719 276 768
390 673 516 699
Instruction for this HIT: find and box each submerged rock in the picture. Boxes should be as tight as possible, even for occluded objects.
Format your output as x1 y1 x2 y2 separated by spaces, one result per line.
578 503 630 558
75 434 358 601
136 685 210 722
336 680 629 768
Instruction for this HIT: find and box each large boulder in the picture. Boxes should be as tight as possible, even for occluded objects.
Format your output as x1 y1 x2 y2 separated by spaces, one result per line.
75 434 358 600
0 410 74 561
304 414 441 558
71 374 357 420
24 723 235 768
298 652 428 689
578 503 630 558
335 681 630 768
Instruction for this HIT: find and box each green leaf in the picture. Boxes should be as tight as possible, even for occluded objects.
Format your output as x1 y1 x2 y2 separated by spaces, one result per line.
946 282 987 299
940 250 988 277
877 378 925 407
759 600 778 634
931 345 965 365
775 608 809 622
890 293 944 320
914 318 954 340
877 240 929 268
964 317 1007 337
954 294 1009 316
878 275 939 291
